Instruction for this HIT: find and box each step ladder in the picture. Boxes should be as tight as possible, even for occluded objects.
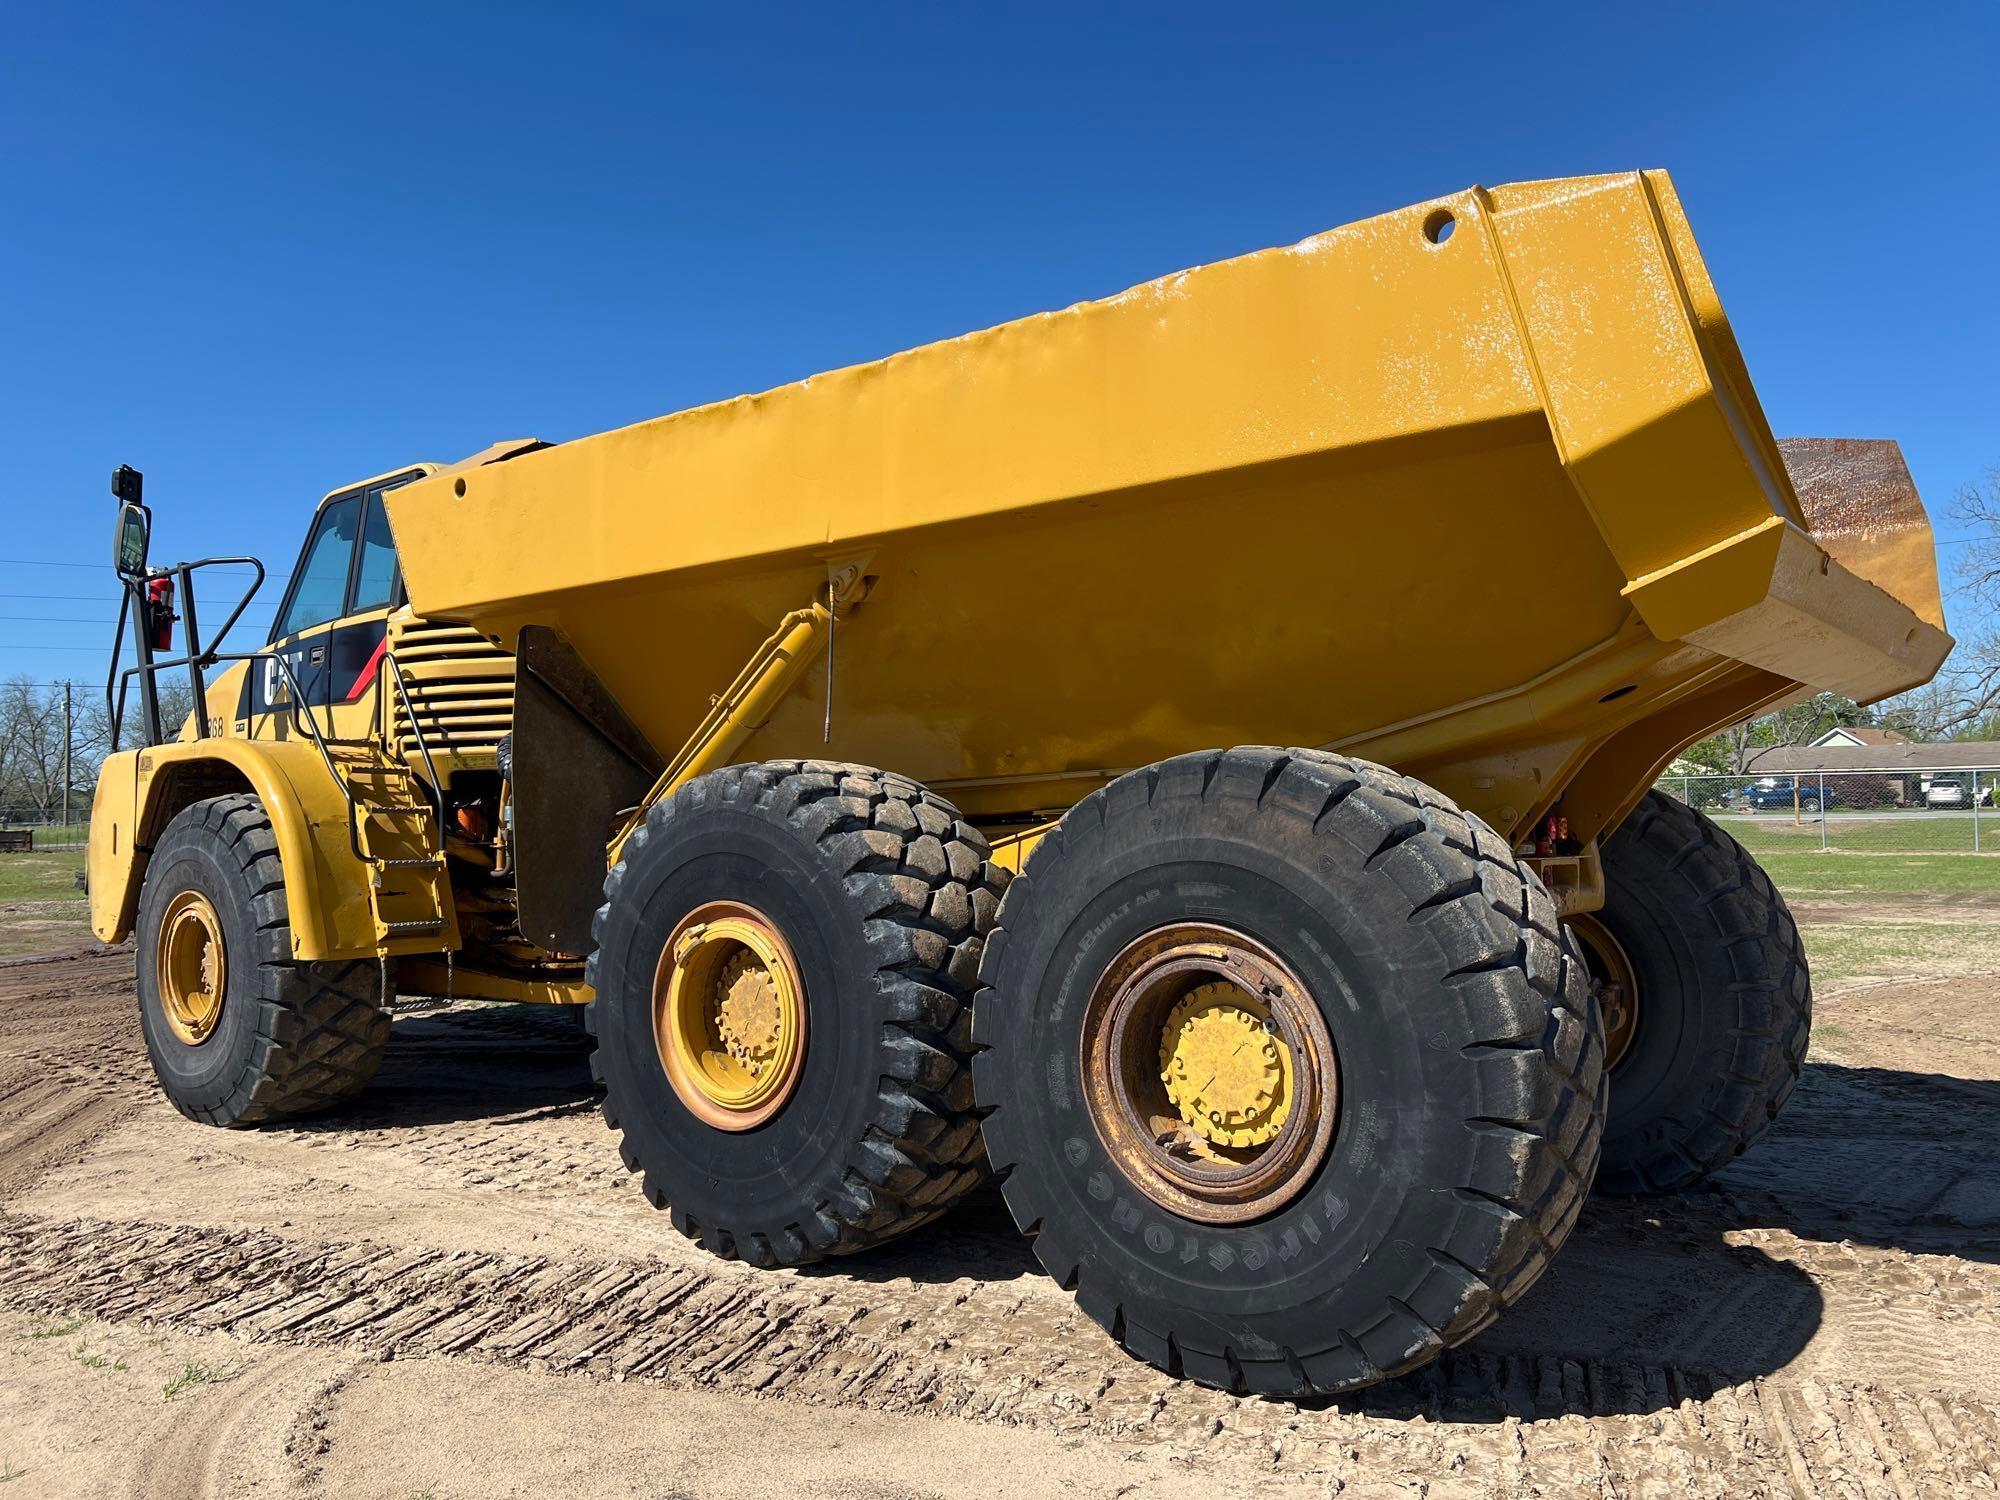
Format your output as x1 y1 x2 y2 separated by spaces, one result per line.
258 646 460 959
344 758 454 947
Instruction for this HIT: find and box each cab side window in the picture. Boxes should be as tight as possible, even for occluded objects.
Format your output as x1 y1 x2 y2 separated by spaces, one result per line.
273 496 362 640
351 493 399 613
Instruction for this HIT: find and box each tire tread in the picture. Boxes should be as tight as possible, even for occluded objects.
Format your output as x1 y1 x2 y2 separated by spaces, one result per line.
1593 790 1810 1196
145 794 387 1127
973 747 1607 1397
585 761 1007 1264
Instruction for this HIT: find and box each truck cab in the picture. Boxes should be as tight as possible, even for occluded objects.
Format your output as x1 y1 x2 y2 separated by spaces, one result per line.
244 466 422 745
89 449 558 1002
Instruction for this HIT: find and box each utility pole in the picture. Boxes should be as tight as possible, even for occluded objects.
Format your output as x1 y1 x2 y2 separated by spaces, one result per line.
61 682 72 834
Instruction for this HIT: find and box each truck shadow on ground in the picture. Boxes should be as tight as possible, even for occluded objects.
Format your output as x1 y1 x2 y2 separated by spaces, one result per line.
335 1003 604 1127
1335 1055 2000 1421
333 1008 1999 1419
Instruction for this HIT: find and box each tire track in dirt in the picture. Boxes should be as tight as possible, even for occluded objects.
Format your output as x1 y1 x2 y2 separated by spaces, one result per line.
12 952 2000 1494
124 1346 330 1500
0 948 147 1198
0 1077 133 1197
5 1210 1998 1496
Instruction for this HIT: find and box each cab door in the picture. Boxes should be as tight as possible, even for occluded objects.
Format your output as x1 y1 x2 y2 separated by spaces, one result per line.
253 473 418 741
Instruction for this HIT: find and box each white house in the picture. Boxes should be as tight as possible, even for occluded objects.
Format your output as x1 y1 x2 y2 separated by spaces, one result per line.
1809 726 1911 750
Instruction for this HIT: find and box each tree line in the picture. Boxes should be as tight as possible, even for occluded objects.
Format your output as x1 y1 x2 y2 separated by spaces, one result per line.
0 676 193 825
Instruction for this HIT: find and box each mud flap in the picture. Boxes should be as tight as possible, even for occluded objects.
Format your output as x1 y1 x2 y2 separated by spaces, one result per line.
512 626 664 953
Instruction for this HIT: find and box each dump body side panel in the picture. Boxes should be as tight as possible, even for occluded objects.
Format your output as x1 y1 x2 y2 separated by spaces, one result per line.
385 171 1949 849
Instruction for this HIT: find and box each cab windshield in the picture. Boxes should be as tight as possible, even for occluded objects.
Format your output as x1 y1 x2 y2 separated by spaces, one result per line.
273 496 362 638
268 472 419 642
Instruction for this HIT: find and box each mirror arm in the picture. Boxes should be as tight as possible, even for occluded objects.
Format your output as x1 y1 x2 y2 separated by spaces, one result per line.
182 557 267 663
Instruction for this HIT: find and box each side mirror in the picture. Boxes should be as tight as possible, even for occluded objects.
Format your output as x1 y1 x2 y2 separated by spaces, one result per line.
115 501 150 577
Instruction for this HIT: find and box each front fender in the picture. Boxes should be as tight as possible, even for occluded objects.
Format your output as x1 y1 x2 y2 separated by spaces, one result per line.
90 738 385 961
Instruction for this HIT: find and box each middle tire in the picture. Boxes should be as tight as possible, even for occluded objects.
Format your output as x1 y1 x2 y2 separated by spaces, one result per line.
586 760 1008 1266
973 748 1606 1396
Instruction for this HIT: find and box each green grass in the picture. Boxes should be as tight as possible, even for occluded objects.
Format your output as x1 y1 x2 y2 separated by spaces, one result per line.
1753 850 2000 902
1787 921 1996 990
161 1358 233 1401
1715 812 1999 857
68 1341 124 1372
0 849 86 904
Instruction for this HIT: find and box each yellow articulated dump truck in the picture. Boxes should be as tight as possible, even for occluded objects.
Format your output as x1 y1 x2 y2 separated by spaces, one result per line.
91 171 1950 1396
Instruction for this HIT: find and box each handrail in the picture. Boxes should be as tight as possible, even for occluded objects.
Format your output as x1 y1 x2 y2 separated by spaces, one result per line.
350 650 446 865
110 584 450 873
114 648 355 817
106 555 266 752
379 651 446 795
106 587 138 748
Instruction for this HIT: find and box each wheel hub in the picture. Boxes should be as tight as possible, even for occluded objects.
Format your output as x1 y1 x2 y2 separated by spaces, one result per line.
1567 912 1640 1071
1080 923 1337 1225
157 890 227 1046
1160 983 1292 1148
652 902 808 1131
716 951 784 1075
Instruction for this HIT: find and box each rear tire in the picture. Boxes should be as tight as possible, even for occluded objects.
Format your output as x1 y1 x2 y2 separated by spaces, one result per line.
1579 790 1811 1196
585 761 1008 1265
136 794 388 1126
972 748 1605 1396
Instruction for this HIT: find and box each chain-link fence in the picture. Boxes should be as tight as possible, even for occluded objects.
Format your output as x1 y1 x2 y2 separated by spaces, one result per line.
1654 768 1998 854
0 813 88 851
14 772 2000 859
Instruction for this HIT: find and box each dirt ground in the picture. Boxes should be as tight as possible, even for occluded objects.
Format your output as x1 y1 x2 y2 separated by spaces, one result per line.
3 910 1999 1497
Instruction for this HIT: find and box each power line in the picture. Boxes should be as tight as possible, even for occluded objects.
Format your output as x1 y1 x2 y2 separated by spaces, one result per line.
2 591 278 605
0 612 274 626
7 592 140 602
0 556 292 578
0 616 128 625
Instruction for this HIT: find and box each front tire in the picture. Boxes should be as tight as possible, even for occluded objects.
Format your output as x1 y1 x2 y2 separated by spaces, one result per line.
973 748 1605 1397
136 794 388 1126
1576 790 1811 1196
586 761 1007 1265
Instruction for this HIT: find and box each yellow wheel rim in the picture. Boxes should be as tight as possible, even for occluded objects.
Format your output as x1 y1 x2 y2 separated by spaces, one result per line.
1159 983 1294 1148
652 901 807 1131
157 890 227 1046
1567 912 1640 1071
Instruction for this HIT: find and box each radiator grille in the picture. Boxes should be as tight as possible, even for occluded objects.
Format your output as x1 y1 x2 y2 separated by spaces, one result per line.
388 616 515 761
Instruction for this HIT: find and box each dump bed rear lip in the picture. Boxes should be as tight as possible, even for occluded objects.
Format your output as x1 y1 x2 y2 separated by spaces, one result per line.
1625 514 1950 705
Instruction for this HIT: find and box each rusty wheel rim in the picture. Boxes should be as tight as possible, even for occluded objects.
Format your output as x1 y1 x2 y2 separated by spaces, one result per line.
1079 923 1337 1225
652 901 808 1131
1567 912 1639 1071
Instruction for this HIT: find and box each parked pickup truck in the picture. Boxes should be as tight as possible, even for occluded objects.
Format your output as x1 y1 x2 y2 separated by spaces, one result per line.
1737 778 1841 812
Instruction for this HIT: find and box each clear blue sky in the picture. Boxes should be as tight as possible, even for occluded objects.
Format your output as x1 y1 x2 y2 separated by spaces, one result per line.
3 3 1996 688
